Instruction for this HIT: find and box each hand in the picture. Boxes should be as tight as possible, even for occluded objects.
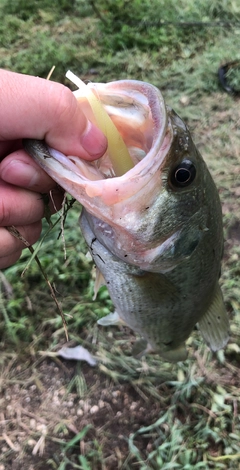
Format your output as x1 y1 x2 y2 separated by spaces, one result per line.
0 69 107 269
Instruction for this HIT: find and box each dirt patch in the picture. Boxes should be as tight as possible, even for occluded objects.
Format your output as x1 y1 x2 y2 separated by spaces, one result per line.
1 337 240 469
0 356 171 469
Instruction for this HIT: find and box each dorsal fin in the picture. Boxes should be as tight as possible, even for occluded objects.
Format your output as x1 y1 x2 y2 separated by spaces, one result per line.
198 282 229 352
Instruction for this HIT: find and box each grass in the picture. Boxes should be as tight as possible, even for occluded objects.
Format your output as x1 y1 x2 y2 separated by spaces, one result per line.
0 0 240 468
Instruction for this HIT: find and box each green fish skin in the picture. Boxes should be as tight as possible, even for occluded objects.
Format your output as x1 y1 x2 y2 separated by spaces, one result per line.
24 79 229 361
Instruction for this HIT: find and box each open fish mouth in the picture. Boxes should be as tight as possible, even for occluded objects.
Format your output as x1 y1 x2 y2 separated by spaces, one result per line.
24 77 172 212
25 76 189 272
24 77 176 270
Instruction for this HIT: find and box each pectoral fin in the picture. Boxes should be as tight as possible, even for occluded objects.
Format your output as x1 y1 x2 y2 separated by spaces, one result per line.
97 310 122 326
93 268 106 300
198 282 229 352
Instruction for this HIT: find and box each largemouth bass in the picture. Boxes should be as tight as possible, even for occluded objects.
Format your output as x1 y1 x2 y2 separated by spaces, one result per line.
24 77 229 361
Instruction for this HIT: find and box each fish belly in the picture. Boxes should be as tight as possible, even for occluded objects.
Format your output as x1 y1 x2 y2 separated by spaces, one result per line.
80 210 203 353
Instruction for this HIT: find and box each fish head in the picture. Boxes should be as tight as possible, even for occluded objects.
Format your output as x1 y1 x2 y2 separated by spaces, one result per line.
24 79 222 273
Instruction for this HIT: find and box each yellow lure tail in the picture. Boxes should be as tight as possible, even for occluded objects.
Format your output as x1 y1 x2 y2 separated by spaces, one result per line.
66 70 134 176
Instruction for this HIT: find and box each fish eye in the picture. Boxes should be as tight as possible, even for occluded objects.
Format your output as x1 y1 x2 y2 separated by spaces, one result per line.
170 159 196 188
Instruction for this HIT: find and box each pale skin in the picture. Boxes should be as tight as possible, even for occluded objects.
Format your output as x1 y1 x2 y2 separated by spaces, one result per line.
0 69 107 269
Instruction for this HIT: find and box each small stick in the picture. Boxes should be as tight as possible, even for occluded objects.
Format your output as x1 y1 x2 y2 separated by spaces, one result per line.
46 65 55 81
6 225 69 341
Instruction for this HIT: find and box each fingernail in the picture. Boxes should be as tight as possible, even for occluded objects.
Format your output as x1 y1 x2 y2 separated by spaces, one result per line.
80 121 107 159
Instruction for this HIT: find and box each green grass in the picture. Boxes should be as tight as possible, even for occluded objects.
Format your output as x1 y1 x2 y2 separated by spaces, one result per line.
0 0 240 87
0 0 240 469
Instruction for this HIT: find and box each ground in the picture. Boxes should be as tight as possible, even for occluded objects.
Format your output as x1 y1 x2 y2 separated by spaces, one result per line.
0 2 240 468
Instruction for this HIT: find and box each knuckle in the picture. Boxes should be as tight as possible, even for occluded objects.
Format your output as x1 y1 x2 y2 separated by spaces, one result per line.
52 84 87 135
56 85 77 121
0 198 11 226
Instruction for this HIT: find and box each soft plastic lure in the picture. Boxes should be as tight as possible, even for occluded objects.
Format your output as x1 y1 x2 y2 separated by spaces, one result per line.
66 70 134 176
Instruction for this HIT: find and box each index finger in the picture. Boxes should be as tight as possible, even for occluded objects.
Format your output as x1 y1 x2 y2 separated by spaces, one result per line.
0 69 107 159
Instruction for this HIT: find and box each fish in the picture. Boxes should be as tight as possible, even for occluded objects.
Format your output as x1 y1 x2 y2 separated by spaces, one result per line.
24 76 229 362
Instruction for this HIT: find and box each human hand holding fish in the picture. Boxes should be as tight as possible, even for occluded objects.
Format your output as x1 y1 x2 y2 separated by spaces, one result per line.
0 69 107 268
23 71 230 362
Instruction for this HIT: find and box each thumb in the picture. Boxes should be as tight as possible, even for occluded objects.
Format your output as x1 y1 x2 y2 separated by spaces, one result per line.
0 69 107 160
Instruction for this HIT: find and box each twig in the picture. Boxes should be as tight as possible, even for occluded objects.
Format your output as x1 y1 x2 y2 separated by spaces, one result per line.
89 0 108 25
2 432 20 451
46 65 56 81
6 225 69 341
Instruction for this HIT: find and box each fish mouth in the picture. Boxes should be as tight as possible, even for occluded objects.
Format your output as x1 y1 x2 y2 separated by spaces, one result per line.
24 80 173 269
25 80 172 215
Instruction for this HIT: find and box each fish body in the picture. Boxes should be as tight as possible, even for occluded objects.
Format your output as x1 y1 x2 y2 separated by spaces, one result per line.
24 78 229 361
